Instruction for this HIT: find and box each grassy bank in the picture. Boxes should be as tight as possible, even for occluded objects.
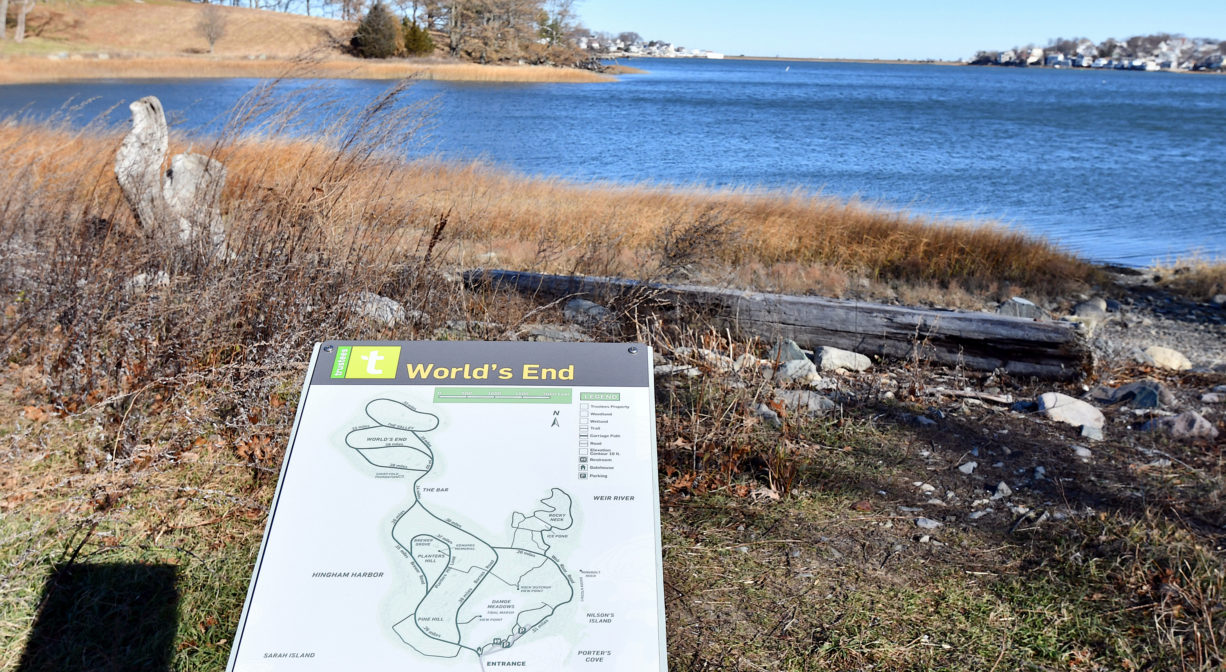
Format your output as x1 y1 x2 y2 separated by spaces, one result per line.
0 56 615 84
1 93 1222 670
0 0 615 84
0 113 1095 303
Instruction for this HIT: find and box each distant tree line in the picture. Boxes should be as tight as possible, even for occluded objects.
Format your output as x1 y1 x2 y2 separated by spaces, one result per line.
352 0 587 66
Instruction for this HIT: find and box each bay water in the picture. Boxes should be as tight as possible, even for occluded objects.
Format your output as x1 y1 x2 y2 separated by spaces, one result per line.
2 58 1223 265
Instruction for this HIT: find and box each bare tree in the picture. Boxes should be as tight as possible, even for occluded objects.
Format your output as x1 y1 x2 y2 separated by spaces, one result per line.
1 0 9 40
14 0 35 42
195 3 228 53
616 31 641 46
332 0 366 21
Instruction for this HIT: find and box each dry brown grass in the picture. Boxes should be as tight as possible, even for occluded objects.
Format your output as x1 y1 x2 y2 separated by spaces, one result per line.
2 0 347 58
0 120 1090 300
604 64 649 75
1152 256 1226 302
0 0 613 84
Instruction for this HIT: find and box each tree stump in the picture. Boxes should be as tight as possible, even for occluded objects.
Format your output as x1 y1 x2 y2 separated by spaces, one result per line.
114 96 227 253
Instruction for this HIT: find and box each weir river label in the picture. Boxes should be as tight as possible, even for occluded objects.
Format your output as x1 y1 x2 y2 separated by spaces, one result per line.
227 341 666 671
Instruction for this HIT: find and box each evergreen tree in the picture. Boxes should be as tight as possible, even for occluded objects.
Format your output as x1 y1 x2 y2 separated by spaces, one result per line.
402 17 434 56
352 2 402 59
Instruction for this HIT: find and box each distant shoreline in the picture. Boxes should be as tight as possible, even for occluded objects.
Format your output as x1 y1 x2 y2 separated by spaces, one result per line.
723 55 964 66
0 56 616 85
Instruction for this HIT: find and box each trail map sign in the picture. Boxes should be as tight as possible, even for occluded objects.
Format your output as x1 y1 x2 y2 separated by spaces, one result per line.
226 341 667 671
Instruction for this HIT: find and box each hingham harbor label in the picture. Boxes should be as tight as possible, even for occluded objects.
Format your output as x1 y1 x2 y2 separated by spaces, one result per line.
227 341 667 671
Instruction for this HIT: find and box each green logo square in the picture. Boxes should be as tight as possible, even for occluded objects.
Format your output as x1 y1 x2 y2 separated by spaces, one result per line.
343 346 400 379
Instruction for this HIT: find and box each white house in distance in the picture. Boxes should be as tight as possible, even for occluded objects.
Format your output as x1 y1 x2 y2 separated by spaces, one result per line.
587 35 724 59
977 35 1226 72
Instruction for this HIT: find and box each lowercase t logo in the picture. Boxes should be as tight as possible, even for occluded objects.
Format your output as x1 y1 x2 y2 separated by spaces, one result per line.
341 346 401 379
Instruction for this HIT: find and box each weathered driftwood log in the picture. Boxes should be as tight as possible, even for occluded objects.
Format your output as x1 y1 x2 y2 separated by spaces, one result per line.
114 96 226 251
465 269 1092 380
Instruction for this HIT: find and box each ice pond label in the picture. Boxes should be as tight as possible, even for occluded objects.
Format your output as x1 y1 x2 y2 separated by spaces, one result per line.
227 341 667 671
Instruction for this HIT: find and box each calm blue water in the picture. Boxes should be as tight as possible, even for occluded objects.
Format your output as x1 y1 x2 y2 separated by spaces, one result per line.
2 59 1224 265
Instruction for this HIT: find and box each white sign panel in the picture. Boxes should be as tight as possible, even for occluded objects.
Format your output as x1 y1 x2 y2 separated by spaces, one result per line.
227 341 666 671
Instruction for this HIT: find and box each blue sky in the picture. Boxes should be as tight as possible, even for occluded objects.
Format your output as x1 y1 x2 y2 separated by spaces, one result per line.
576 1 1226 60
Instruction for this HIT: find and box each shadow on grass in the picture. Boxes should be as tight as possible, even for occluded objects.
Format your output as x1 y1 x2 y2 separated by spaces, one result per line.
17 562 179 672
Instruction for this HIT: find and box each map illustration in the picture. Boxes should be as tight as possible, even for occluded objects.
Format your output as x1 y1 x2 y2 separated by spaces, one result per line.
342 398 576 660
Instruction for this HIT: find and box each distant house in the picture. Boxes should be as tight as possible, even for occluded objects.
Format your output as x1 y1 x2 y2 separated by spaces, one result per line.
1044 52 1072 67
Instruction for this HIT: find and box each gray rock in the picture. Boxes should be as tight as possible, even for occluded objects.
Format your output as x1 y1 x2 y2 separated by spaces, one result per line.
1201 393 1223 404
525 325 591 342
1141 346 1193 371
444 320 502 334
124 271 171 292
915 517 943 529
774 357 823 385
1075 297 1106 310
992 481 1013 500
996 296 1044 319
957 461 977 474
345 291 405 326
1064 298 1110 333
1073 446 1093 460
773 390 836 417
913 415 937 427
1216 385 1226 394
1080 425 1104 441
1212 294 1226 306
563 298 612 325
655 364 701 378
1144 412 1220 440
1033 466 1046 480
674 347 737 372
767 339 808 363
1037 392 1106 431
1087 385 1115 403
1101 379 1172 409
1073 298 1108 319
754 403 782 428
814 346 871 372
732 353 767 375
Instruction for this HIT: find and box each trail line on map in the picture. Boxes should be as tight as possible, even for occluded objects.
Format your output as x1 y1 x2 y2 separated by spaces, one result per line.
343 397 575 661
